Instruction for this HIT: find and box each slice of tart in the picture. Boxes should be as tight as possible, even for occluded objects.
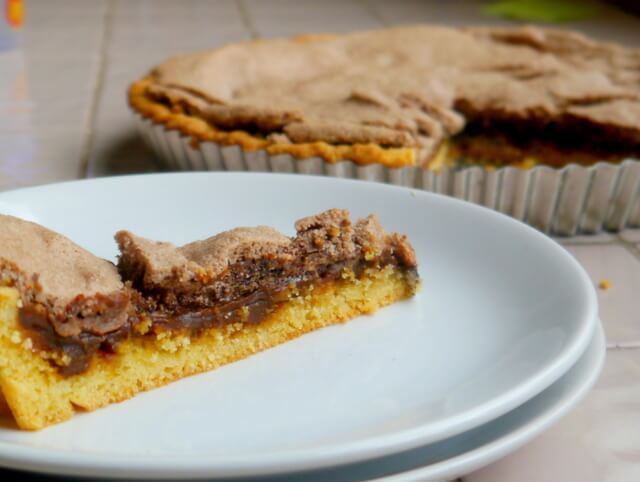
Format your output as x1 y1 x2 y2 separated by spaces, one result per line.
0 210 419 430
0 214 133 429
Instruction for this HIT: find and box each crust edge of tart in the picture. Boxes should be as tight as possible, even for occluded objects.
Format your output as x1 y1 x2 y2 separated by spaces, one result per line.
128 78 418 169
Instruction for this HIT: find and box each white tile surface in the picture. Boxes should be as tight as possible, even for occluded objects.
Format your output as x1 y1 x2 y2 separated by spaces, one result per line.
109 0 249 54
23 0 107 56
22 31 103 58
0 130 84 191
94 57 165 125
112 0 239 22
464 349 640 482
108 26 250 55
245 1 382 37
112 0 237 13
25 0 107 12
0 52 99 131
565 244 640 348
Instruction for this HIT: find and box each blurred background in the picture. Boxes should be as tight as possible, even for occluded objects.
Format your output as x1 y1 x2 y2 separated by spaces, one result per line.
1 0 640 190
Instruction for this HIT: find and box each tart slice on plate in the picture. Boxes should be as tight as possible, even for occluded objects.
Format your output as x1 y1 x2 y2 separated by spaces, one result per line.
0 209 419 430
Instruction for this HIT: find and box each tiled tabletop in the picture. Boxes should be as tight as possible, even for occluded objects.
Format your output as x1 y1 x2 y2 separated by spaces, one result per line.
1 0 640 481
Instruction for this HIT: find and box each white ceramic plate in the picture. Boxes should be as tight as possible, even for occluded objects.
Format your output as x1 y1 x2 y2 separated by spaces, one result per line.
374 323 606 482
348 323 605 482
0 324 606 482
240 322 605 482
0 173 598 478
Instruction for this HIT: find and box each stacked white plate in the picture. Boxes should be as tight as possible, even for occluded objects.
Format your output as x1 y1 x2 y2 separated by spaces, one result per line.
0 173 604 481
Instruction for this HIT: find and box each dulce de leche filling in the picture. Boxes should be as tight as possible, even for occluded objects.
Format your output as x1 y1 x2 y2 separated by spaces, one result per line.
18 293 131 376
9 209 419 376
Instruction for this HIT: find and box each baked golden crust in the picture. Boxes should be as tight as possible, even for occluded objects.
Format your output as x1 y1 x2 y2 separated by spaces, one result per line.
128 79 417 168
0 266 418 430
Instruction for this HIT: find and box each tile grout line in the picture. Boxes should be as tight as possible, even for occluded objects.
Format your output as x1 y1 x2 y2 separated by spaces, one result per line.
558 238 640 350
566 236 640 352
361 0 388 26
556 238 620 247
236 0 259 39
607 238 640 347
614 235 640 263
77 0 114 179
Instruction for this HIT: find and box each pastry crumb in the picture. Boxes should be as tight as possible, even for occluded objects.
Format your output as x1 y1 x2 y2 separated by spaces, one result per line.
10 331 21 344
598 279 613 291
21 337 33 350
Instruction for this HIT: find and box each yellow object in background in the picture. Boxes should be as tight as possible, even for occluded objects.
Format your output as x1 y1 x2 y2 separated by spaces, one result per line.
598 279 613 291
5 0 23 29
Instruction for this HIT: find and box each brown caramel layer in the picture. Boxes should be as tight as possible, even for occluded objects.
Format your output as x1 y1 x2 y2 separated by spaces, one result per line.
17 264 418 375
18 293 131 375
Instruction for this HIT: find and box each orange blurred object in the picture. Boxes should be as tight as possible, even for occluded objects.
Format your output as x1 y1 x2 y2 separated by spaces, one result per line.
5 0 23 29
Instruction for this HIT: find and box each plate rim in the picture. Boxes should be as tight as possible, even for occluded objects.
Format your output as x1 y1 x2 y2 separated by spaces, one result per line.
373 322 606 482
0 172 599 477
0 326 606 482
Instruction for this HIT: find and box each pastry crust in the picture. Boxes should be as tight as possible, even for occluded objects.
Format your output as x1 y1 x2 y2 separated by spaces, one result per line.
128 79 417 168
0 266 417 430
